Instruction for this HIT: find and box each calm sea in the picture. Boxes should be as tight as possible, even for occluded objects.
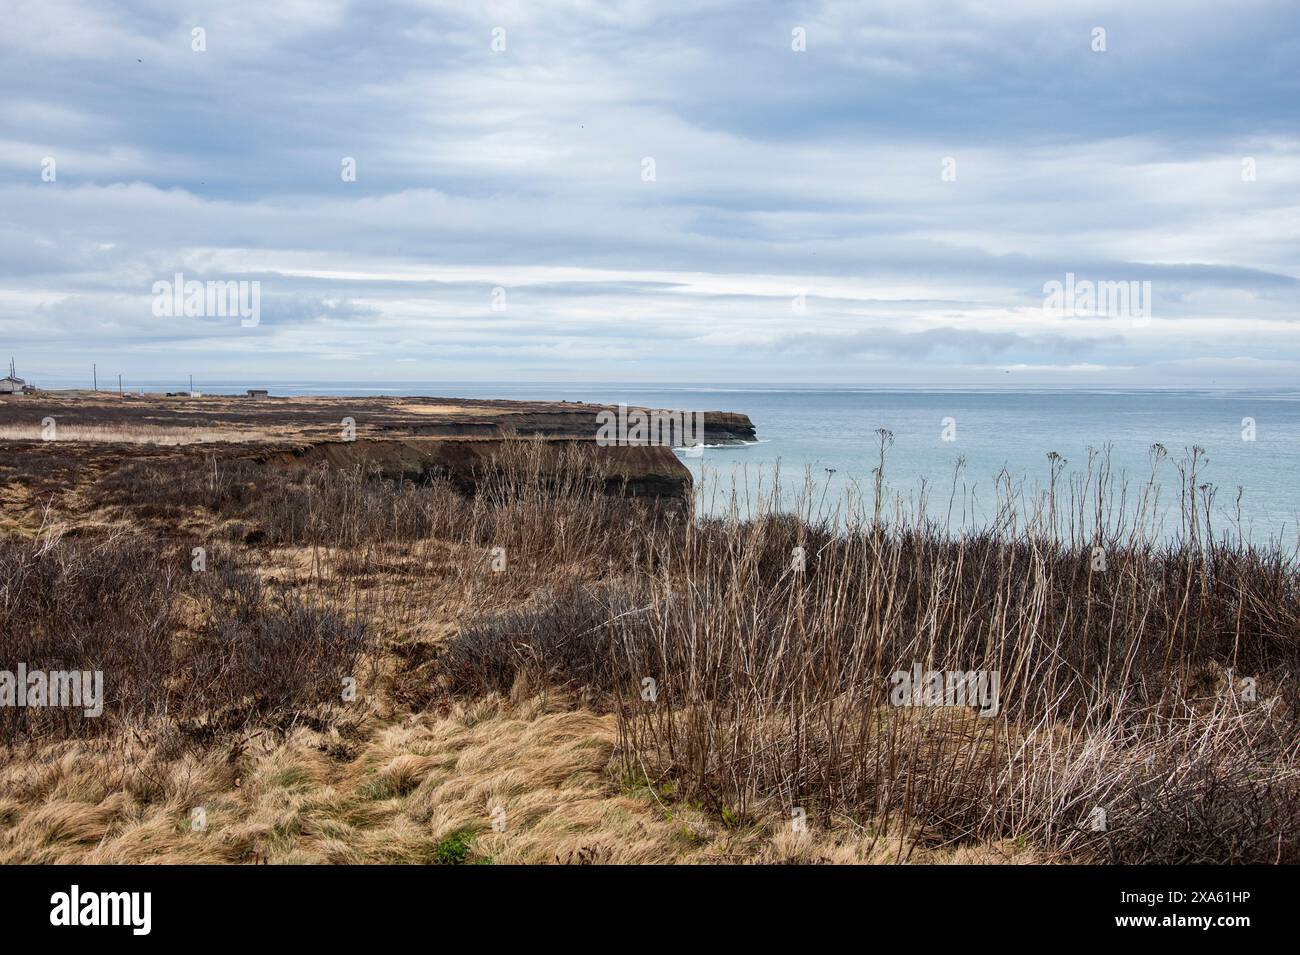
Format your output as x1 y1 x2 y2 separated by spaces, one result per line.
130 381 1300 546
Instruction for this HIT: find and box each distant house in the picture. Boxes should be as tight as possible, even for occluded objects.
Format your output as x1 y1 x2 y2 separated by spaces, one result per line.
1 358 26 394
246 389 269 398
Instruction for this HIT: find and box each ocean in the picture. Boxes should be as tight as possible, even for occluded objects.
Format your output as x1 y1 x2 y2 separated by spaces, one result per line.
126 381 1300 546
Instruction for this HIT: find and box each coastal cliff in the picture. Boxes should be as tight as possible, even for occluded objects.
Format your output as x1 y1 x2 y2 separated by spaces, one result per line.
0 392 756 504
263 438 694 500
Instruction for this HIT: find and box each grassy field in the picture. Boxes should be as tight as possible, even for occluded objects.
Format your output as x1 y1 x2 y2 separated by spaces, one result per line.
1 420 1297 864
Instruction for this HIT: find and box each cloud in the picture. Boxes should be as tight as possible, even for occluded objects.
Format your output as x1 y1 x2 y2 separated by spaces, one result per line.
0 0 1297 385
776 327 1124 360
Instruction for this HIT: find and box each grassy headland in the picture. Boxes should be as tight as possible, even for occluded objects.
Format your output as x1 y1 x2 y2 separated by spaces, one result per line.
0 394 1296 864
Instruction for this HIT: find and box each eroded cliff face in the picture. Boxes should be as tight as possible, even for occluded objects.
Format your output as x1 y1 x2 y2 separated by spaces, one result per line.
699 411 757 443
245 400 755 503
1 393 756 445
263 438 694 500
0 393 755 504
373 406 756 445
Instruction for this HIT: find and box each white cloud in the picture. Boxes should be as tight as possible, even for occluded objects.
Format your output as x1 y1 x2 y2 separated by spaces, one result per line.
0 0 1297 384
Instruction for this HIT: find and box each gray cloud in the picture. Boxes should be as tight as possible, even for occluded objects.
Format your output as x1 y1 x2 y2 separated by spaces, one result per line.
0 0 1297 385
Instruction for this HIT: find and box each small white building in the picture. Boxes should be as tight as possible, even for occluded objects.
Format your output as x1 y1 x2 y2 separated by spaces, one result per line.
1 359 24 394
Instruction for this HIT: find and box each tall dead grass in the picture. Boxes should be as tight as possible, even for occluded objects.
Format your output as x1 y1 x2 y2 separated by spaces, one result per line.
0 536 373 745
442 442 1300 863
7 437 1297 863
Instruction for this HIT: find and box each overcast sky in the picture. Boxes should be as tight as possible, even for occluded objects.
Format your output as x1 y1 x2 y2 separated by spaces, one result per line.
2 0 1297 388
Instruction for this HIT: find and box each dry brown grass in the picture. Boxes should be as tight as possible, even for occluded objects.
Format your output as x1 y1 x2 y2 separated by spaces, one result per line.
434 441 1300 863
0 692 1035 865
3 436 1294 864
0 424 275 445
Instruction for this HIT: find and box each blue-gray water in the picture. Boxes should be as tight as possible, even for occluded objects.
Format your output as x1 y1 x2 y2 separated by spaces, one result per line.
125 381 1300 546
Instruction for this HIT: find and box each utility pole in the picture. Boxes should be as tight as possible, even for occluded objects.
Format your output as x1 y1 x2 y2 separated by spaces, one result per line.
190 374 194 395
118 374 122 396
93 363 97 391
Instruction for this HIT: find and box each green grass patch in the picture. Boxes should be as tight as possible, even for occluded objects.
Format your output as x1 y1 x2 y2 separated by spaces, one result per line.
434 828 475 865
